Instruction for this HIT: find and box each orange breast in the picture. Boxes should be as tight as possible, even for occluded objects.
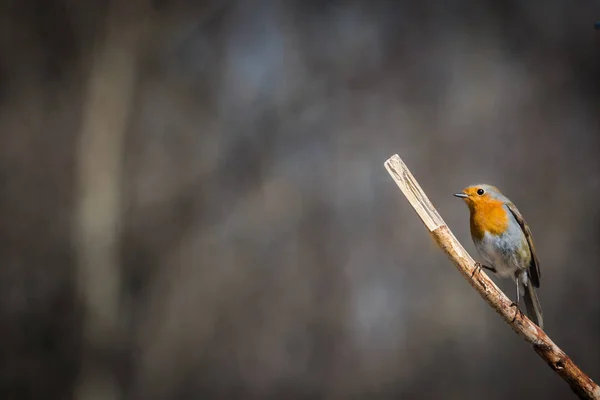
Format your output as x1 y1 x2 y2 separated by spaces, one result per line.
469 199 509 241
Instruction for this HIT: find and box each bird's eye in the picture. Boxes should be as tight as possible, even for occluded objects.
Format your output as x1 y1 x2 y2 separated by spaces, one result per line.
477 188 485 195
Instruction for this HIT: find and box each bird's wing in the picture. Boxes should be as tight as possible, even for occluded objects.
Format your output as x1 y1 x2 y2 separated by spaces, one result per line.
506 202 541 287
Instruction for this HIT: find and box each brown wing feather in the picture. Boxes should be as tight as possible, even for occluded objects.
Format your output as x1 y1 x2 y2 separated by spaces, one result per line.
506 202 541 287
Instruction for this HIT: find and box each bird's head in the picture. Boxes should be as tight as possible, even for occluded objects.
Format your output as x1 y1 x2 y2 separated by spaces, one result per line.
454 184 507 212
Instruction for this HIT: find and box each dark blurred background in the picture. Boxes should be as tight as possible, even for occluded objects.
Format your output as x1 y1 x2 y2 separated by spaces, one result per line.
1 0 599 399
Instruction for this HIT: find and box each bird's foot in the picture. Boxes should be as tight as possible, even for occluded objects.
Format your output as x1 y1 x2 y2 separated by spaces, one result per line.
471 262 483 278
471 262 496 277
509 302 525 323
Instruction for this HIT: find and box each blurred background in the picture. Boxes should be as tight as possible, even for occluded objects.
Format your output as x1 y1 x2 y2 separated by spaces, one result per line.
1 0 599 399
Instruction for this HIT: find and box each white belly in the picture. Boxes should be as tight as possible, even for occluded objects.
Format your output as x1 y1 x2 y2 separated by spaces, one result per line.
474 230 529 281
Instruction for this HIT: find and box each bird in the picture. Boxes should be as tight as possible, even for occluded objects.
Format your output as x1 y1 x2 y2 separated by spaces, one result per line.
454 184 544 329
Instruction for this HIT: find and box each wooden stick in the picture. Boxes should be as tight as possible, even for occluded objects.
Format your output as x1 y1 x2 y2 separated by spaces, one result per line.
384 154 600 400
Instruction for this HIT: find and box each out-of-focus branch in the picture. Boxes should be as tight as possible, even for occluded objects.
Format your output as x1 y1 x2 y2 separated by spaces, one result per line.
74 1 151 399
384 154 600 400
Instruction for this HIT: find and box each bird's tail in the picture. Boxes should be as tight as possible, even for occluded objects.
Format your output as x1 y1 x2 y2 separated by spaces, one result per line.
524 282 544 329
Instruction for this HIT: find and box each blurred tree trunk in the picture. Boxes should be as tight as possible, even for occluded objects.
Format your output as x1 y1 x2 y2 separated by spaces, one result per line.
74 1 151 399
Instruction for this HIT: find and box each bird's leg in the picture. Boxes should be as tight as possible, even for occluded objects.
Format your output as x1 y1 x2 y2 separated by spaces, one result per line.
471 262 496 278
509 275 525 322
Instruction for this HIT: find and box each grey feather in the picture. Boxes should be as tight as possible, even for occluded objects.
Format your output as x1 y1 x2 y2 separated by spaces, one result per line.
523 281 544 329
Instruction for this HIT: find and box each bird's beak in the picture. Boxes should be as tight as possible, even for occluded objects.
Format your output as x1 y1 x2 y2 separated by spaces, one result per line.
453 193 468 199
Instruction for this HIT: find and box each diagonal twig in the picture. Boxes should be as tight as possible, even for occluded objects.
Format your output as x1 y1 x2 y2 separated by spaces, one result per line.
384 154 600 400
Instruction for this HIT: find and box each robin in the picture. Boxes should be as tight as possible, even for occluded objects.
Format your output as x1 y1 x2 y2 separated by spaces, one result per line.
454 184 544 329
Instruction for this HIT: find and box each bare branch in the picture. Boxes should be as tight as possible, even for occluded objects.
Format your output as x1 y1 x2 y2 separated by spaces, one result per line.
384 154 600 400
